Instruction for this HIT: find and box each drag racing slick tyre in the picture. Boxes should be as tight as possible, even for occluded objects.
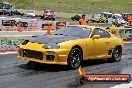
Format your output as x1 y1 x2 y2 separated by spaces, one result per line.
68 47 83 69
107 47 122 62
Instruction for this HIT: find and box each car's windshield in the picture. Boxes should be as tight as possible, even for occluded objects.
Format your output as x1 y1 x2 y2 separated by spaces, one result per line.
0 3 11 9
28 10 34 13
115 15 123 19
0 3 3 9
53 26 91 38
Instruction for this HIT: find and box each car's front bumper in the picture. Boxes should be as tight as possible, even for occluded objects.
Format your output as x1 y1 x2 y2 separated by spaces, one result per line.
17 46 69 65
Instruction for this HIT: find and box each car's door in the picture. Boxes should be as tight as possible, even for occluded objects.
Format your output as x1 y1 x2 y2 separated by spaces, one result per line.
91 28 111 59
100 30 113 58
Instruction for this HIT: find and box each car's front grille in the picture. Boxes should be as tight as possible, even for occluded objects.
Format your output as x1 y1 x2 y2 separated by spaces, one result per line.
23 49 43 60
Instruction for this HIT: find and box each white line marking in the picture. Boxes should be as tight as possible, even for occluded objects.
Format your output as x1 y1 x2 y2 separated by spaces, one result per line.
0 52 17 55
111 81 132 88
124 42 132 44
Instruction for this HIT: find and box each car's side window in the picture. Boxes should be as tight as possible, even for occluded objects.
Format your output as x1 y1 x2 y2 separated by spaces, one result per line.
91 29 100 38
101 30 111 38
91 28 111 38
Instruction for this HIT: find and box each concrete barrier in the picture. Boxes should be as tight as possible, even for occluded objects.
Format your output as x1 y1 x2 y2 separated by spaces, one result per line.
89 23 112 27
0 37 26 53
0 31 46 53
0 17 67 31
68 22 112 27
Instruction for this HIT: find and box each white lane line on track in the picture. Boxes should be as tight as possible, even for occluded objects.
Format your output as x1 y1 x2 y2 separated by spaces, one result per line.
0 52 17 55
111 81 132 88
124 42 132 43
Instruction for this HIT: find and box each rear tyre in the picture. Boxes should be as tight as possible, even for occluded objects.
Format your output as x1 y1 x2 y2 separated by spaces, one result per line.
67 48 82 69
107 48 122 62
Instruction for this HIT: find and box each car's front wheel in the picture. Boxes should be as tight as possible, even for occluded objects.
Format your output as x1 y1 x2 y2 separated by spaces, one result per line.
68 48 82 69
26 61 39 68
107 48 122 62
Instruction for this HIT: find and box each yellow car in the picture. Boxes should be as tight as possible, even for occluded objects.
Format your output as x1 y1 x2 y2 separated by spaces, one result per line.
17 25 124 69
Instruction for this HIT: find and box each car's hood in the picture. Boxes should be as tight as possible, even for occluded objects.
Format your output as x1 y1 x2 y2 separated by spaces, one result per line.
27 13 35 15
120 20 126 24
30 35 81 44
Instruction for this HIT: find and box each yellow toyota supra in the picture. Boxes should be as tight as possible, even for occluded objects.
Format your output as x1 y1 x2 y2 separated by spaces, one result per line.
17 25 124 69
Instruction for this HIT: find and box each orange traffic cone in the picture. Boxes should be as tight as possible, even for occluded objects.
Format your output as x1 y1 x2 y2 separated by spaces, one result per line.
78 66 86 76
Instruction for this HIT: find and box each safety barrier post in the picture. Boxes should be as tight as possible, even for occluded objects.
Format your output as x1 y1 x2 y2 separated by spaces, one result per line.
47 21 51 35
17 21 21 32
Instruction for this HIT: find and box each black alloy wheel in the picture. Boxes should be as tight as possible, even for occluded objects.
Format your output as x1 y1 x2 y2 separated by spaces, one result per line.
108 48 122 62
68 48 82 69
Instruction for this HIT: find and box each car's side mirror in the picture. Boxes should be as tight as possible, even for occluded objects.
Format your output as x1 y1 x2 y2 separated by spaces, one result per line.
92 35 101 39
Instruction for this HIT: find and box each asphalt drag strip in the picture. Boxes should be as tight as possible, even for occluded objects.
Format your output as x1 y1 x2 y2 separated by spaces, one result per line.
0 43 132 88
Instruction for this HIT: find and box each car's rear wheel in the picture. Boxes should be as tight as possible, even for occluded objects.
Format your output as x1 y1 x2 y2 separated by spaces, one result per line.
68 48 82 69
107 48 122 62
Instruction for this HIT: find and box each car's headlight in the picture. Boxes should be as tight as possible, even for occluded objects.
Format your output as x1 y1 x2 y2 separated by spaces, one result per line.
43 43 60 49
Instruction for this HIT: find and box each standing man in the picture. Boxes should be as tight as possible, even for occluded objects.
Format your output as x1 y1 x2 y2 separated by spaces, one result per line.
79 14 88 25
128 14 132 26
